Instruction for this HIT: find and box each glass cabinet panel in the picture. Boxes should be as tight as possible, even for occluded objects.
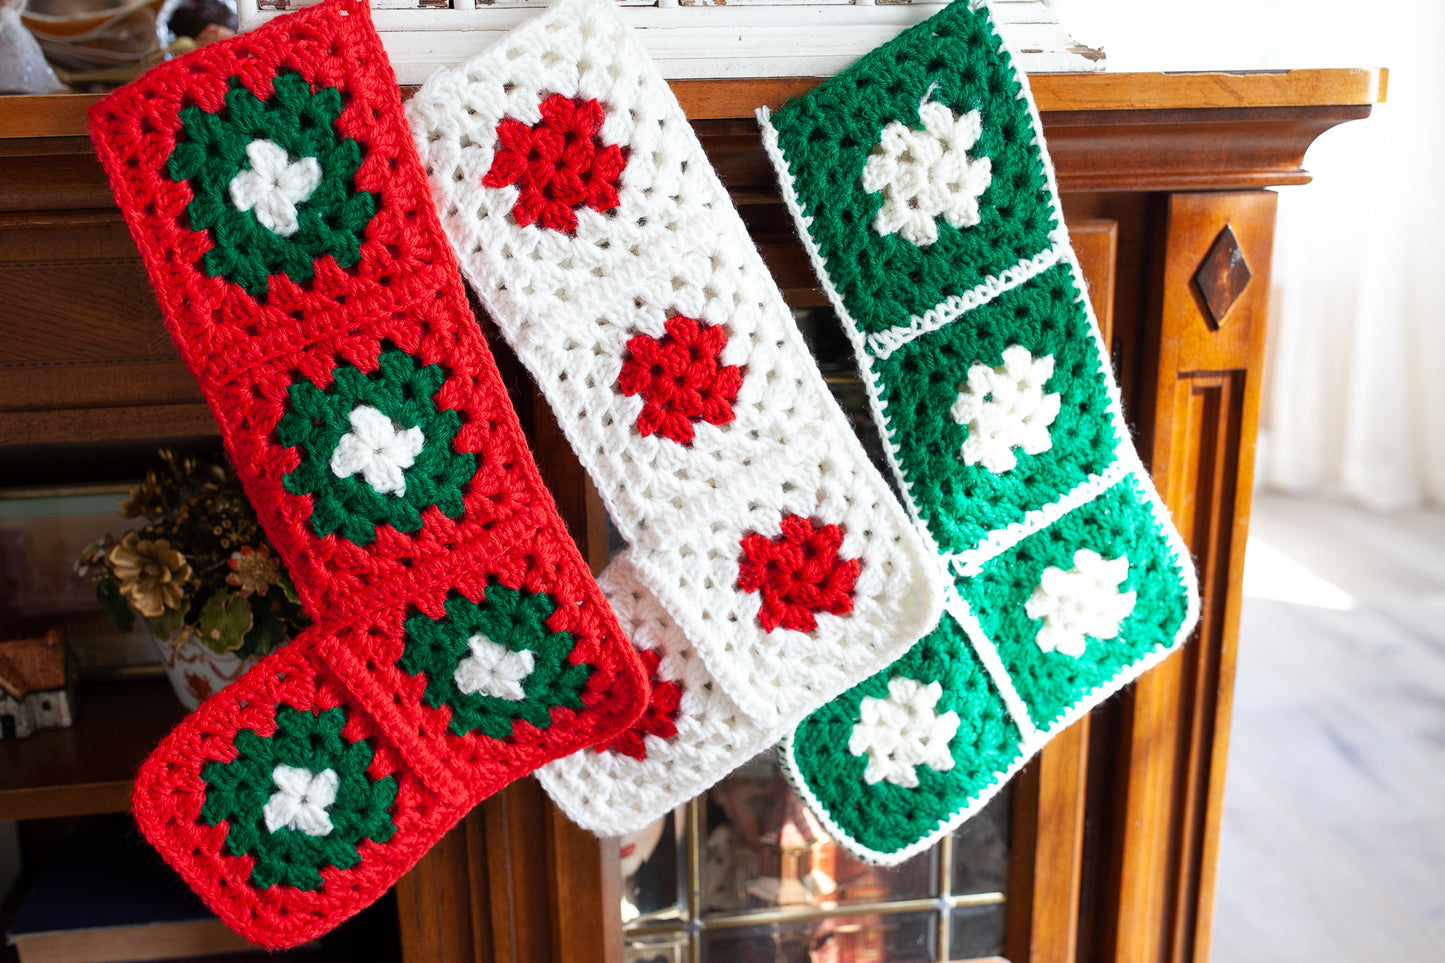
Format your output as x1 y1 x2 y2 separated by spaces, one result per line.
620 752 1010 963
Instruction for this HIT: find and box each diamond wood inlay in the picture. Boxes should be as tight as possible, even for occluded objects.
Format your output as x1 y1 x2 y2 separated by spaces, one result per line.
1194 224 1252 329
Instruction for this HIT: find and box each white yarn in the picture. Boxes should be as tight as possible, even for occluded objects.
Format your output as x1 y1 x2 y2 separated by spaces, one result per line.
263 765 339 837
861 103 993 248
328 404 424 497
848 677 960 788
949 344 1061 473
228 138 321 238
406 0 942 734
453 632 535 700
536 553 794 836
1024 549 1137 658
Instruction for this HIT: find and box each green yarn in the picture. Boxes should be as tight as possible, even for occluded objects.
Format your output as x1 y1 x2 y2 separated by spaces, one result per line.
790 613 1022 855
875 263 1119 554
167 71 378 298
399 586 591 740
960 475 1193 730
768 0 1055 336
200 705 398 891
278 346 476 545
764 0 1201 863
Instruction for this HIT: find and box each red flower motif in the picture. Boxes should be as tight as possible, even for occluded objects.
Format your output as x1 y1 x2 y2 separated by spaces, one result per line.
597 648 683 761
737 515 861 634
617 315 743 445
483 94 627 234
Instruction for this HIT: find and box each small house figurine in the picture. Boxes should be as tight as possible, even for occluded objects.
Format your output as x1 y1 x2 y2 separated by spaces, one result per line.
746 793 838 907
0 630 78 739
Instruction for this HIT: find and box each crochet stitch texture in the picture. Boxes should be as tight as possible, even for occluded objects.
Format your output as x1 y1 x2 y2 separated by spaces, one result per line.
200 705 398 891
407 0 942 837
762 0 1200 864
482 93 626 233
541 553 799 833
167 71 377 297
89 0 645 946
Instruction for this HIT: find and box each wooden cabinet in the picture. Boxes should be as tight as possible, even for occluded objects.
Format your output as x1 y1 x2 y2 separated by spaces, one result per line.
0 68 1382 963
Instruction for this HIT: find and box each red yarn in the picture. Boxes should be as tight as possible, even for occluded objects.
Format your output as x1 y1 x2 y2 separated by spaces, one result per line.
89 0 646 949
596 647 683 760
482 94 626 233
617 315 742 445
737 515 861 633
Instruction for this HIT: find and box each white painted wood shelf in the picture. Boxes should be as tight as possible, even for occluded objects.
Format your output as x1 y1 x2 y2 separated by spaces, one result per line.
237 0 1105 83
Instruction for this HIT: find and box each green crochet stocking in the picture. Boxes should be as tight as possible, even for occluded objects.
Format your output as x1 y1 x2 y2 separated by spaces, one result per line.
762 0 1200 863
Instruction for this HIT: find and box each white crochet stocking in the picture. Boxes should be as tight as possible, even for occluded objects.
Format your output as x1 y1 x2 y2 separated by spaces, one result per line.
407 0 942 833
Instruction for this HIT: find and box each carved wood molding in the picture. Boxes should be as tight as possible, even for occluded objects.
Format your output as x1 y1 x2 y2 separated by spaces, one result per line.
1100 190 1276 963
1039 107 1374 192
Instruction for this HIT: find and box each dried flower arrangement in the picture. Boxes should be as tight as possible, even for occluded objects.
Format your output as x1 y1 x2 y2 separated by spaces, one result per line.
76 449 308 661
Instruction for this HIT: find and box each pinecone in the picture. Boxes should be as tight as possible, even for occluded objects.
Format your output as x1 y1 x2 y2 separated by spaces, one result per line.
109 531 194 619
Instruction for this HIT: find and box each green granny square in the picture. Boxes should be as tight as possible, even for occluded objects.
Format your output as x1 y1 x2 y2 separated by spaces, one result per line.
167 72 378 299
278 346 477 546
959 475 1194 731
399 586 591 740
766 0 1057 337
201 706 398 891
874 262 1120 556
785 611 1023 861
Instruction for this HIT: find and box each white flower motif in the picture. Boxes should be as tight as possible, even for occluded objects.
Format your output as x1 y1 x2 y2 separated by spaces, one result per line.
228 138 323 238
950 344 1061 473
1025 549 1138 658
453 632 536 701
861 102 993 247
329 404 426 497
263 765 339 837
848 676 960 789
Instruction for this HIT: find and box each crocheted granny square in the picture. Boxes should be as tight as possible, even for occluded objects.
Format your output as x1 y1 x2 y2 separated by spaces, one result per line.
407 0 941 731
761 0 1199 863
90 0 645 945
536 553 798 836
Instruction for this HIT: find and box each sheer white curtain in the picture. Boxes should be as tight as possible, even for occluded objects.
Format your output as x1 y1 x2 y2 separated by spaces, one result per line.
1047 0 1445 509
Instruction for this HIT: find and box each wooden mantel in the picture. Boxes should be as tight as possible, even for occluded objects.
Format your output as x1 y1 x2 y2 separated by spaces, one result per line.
0 69 1384 963
3 67 1385 135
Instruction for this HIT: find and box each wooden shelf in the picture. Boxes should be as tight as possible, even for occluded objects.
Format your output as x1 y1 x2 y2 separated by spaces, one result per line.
0 68 1386 138
0 677 184 821
0 852 401 963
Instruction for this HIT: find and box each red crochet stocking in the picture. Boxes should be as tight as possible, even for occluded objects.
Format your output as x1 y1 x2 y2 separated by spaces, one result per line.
89 0 645 947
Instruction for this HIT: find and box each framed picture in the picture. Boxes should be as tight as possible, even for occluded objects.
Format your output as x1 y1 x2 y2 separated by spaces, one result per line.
0 485 160 677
